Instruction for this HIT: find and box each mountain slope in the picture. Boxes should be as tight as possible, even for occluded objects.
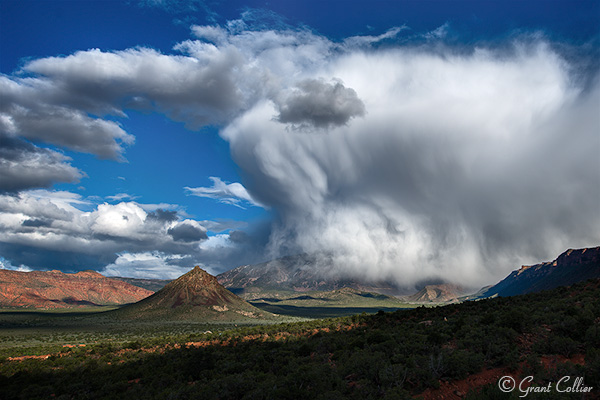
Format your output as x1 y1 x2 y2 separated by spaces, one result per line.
0 269 153 308
406 284 465 303
110 277 171 292
115 266 274 321
479 246 600 298
217 254 401 297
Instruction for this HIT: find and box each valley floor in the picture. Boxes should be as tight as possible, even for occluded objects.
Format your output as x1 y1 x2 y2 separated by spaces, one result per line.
0 291 419 355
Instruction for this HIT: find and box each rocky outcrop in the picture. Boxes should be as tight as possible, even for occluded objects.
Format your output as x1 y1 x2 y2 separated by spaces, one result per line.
0 269 154 308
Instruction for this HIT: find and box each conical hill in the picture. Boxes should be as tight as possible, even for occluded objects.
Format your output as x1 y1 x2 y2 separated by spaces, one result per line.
115 266 274 321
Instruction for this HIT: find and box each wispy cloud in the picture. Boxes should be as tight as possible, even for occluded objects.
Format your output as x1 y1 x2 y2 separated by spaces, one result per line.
423 22 450 40
106 193 139 202
343 26 407 47
138 0 210 14
185 177 264 209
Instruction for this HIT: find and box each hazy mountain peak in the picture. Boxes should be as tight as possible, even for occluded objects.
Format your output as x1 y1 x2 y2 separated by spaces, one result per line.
218 254 402 297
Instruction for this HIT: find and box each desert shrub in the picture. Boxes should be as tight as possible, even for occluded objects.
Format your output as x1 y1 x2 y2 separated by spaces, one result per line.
497 307 527 333
534 334 580 358
443 349 484 380
585 322 600 346
584 347 600 388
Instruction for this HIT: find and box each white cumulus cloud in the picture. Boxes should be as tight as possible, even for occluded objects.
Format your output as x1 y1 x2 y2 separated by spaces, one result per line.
100 252 193 279
0 190 255 275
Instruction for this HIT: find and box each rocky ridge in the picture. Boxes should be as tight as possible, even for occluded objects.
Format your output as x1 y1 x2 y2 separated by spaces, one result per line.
477 246 600 298
0 269 153 308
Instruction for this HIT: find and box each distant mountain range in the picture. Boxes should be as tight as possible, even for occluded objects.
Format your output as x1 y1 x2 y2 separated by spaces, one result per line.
0 269 153 308
217 247 600 301
216 254 401 297
475 246 600 298
1 246 598 313
111 277 172 292
113 266 274 321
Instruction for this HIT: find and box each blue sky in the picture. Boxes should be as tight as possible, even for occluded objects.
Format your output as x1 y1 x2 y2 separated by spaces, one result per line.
1 0 265 222
0 0 598 287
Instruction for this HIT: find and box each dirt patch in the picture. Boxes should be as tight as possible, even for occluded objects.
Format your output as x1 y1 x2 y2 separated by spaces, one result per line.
418 367 508 399
417 354 588 399
540 354 585 369
6 354 52 361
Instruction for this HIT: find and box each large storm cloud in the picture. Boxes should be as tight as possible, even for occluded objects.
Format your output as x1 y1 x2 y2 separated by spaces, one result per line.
230 57 598 286
1 19 598 285
221 33 600 287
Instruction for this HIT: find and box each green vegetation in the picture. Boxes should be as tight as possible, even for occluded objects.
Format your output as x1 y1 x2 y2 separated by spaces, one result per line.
1 280 599 399
249 287 419 318
0 309 304 360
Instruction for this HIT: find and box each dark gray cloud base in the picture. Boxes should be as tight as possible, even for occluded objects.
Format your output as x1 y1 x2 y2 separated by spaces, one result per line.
0 133 84 192
168 222 208 242
275 79 366 129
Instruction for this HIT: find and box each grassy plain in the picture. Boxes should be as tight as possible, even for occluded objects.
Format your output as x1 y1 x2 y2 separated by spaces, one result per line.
0 309 297 360
248 288 421 318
